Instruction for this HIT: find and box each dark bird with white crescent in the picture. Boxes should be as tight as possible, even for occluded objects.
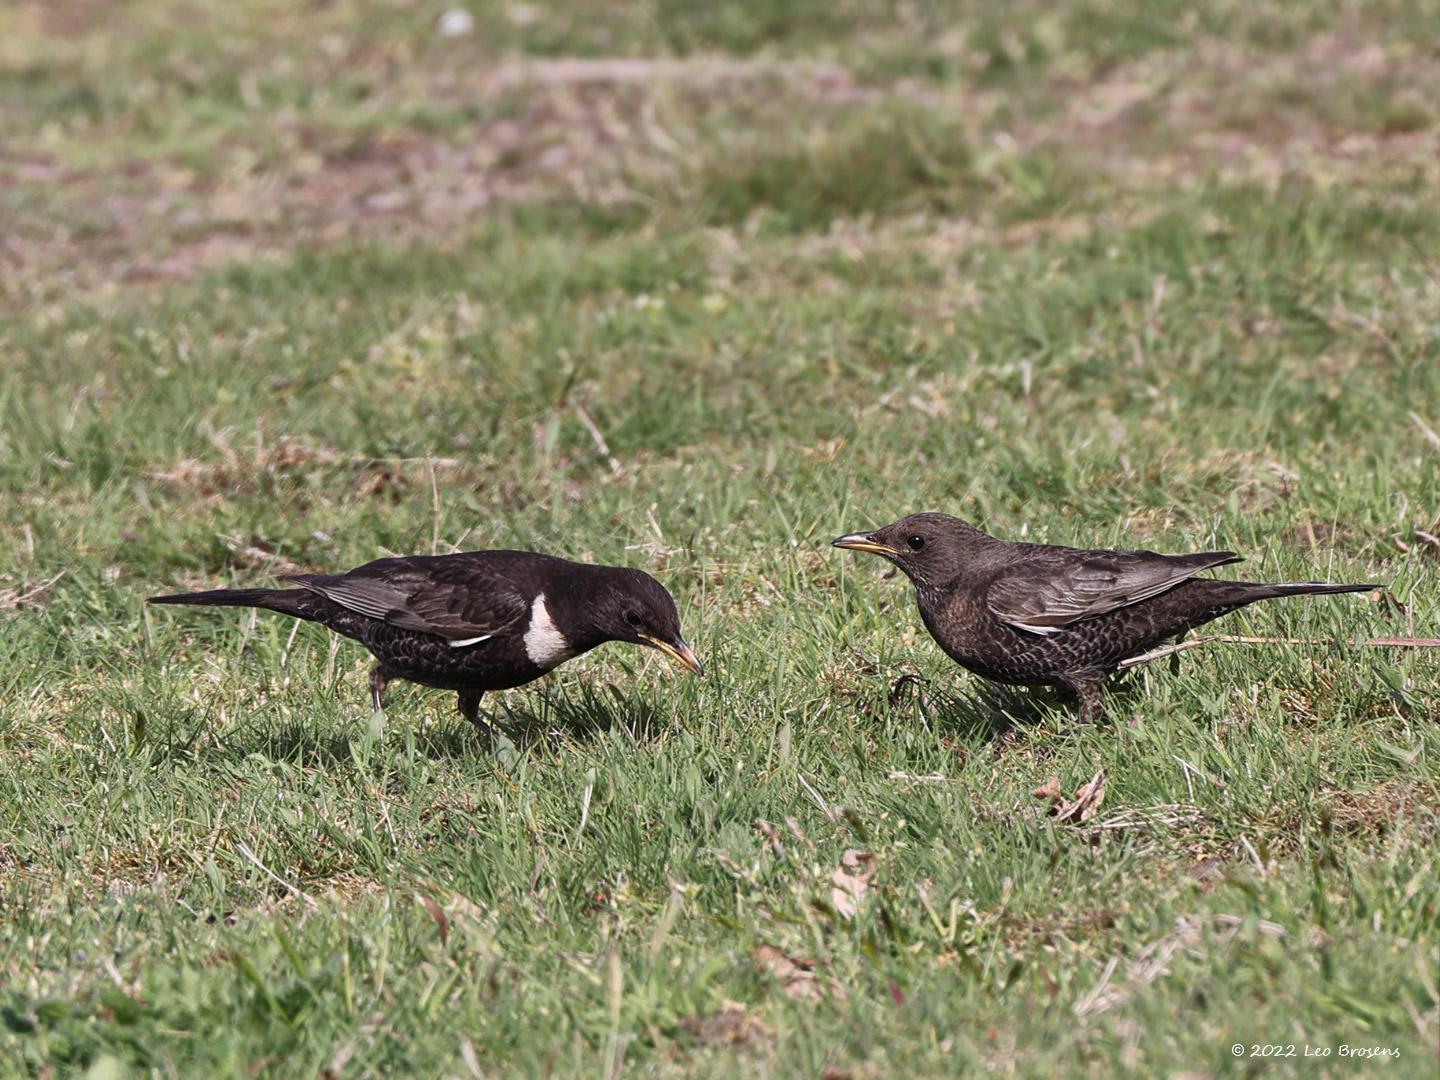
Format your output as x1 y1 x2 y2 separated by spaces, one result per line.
149 550 702 734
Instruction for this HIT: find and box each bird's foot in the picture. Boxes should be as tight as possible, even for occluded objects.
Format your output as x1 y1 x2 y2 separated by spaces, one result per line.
368 666 391 713
988 720 1037 757
888 673 931 706
1062 679 1106 725
457 690 502 741
467 714 502 740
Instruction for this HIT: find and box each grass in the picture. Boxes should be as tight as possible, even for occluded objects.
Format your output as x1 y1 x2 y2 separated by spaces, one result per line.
1 1 1438 1076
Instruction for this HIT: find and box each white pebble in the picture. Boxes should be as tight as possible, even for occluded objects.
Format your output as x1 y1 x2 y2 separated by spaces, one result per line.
438 8 475 37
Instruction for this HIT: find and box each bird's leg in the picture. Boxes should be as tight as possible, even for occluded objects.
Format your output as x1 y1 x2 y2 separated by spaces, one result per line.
1169 629 1187 676
1065 679 1105 724
888 673 930 707
368 666 390 713
457 689 497 738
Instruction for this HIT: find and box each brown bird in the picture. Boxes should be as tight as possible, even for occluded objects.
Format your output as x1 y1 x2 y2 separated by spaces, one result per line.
833 512 1379 723
149 550 702 734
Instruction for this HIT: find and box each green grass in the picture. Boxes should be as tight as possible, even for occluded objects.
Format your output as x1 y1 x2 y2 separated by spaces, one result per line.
2 1 1438 1077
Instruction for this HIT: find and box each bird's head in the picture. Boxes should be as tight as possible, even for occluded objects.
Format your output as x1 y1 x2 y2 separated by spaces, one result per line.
832 511 992 588
590 567 703 675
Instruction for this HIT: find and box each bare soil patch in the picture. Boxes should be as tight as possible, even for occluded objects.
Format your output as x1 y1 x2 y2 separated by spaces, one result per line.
4 33 1434 303
1 58 860 302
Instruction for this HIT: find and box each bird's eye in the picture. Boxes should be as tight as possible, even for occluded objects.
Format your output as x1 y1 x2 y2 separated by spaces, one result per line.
906 535 926 551
624 609 642 627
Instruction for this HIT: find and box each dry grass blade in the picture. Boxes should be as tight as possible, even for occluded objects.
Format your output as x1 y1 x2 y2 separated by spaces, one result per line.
1411 411 1440 455
233 840 317 910
1090 805 1207 832
0 571 65 612
484 56 853 92
576 405 622 475
1075 915 1291 1017
1118 633 1440 669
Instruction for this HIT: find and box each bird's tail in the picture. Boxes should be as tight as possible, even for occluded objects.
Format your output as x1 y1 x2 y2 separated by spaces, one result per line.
1206 579 1381 606
147 587 312 618
1247 581 1380 599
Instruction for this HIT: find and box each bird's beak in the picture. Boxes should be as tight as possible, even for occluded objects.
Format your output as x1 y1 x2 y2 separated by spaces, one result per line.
639 634 704 676
831 531 899 556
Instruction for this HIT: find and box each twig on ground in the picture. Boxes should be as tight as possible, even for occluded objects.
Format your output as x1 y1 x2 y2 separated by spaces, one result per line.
1119 633 1440 669
0 571 65 611
576 405 622 475
1410 411 1440 455
797 773 840 822
886 771 954 783
234 840 316 910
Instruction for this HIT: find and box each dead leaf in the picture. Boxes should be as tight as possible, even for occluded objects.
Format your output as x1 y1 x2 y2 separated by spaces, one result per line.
417 894 449 947
829 849 875 920
752 945 847 1002
1053 770 1108 824
1031 777 1063 803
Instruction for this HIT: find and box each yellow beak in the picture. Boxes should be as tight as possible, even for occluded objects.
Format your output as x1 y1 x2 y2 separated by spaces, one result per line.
832 532 899 556
639 634 704 675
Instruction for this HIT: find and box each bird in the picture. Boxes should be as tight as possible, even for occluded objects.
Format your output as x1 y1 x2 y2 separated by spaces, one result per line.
148 550 703 734
832 512 1379 724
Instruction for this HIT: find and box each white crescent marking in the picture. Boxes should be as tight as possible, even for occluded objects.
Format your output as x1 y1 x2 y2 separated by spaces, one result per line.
523 593 574 667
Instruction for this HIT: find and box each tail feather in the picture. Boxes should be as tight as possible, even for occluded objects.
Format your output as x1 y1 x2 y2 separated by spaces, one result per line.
147 587 310 617
1249 581 1382 599
1201 579 1382 608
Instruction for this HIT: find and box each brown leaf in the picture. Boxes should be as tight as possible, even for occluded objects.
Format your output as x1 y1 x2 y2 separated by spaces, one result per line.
829 849 875 920
752 945 847 1001
1053 770 1107 824
1031 777 1063 803
417 894 449 947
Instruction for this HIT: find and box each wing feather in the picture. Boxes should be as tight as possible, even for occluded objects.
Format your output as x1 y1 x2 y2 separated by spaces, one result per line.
287 554 531 641
986 549 1241 633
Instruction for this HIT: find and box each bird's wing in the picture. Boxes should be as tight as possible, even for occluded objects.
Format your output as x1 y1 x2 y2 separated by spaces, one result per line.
985 549 1241 634
287 556 530 642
